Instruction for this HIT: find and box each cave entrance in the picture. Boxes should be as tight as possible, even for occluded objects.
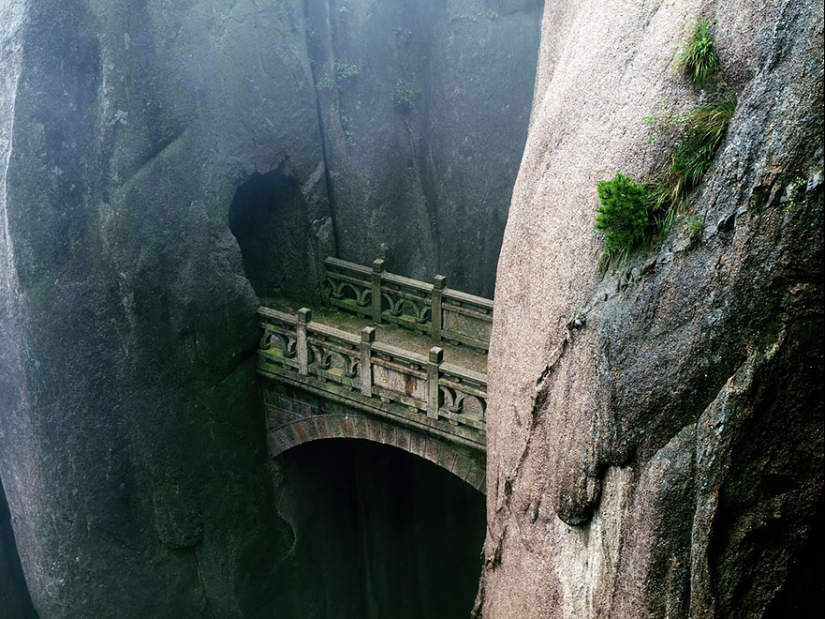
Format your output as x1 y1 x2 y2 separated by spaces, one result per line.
1 477 38 618
266 438 485 619
228 167 320 304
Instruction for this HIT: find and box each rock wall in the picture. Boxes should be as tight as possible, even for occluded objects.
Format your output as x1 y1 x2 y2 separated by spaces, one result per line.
479 1 823 618
0 0 539 616
0 1 38 614
265 439 485 619
2 0 314 615
306 0 542 296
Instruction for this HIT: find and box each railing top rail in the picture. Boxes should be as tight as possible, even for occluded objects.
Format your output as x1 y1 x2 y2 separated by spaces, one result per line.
371 340 429 366
257 306 298 326
307 320 361 346
442 288 494 310
382 272 434 294
324 256 373 276
440 362 487 385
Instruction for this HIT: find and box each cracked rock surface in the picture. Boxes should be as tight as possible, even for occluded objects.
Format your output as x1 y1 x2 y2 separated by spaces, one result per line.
479 1 823 617
0 0 539 616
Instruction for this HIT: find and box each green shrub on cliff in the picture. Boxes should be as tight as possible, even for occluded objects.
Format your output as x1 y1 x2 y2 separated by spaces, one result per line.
596 18 736 269
392 81 421 111
595 173 650 263
334 60 360 82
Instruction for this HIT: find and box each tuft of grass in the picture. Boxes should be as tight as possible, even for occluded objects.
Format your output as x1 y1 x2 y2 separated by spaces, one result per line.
783 175 807 211
644 86 736 239
677 19 720 88
669 90 736 192
685 215 705 245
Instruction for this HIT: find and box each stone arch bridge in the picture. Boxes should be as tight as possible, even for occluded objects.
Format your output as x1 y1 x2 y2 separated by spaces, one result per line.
257 257 491 494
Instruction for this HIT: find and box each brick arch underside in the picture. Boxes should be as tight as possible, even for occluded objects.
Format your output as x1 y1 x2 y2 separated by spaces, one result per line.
267 412 486 495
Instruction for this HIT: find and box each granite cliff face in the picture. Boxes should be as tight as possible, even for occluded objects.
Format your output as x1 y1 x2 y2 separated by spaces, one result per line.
479 1 823 617
2 0 821 617
0 0 539 617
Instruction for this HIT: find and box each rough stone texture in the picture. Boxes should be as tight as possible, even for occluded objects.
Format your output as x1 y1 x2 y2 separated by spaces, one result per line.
305 0 542 296
0 0 537 616
0 0 321 616
479 1 823 618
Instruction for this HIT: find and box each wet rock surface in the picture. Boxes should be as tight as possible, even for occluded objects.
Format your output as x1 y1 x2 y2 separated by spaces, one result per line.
479 1 823 617
0 0 538 616
0 482 38 619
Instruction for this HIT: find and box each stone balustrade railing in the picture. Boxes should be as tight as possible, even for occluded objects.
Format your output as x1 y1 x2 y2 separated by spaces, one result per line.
256 305 486 450
323 257 493 351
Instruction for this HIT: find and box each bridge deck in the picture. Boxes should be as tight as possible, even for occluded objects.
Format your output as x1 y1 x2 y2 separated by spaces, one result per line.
261 298 487 375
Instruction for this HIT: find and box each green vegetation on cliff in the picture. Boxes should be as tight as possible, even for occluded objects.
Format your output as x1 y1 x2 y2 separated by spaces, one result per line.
596 18 736 268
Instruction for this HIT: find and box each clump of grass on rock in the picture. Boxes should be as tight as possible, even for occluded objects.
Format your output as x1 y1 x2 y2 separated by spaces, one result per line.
594 17 736 270
678 18 720 88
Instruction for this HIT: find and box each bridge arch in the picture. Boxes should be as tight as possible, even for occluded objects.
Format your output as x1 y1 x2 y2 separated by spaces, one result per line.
265 391 486 495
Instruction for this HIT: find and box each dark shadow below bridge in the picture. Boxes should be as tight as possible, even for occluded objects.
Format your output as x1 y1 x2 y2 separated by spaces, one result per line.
260 438 486 619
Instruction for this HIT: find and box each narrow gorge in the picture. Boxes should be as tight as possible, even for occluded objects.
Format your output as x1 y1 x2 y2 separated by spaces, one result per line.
1 1 822 618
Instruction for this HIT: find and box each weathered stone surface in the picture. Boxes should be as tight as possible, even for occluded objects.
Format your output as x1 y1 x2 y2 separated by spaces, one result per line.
479 1 823 617
305 0 541 296
0 0 320 616
0 0 538 616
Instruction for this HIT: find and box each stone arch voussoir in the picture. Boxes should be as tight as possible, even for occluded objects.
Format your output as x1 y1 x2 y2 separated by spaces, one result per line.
267 411 485 495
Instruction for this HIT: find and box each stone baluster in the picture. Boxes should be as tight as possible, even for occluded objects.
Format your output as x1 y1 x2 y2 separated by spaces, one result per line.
427 347 443 419
297 308 312 376
371 258 385 324
360 326 375 397
431 274 446 343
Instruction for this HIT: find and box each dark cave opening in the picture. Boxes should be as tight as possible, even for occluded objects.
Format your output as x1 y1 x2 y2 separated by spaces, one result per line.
0 478 39 619
228 167 317 304
263 439 486 619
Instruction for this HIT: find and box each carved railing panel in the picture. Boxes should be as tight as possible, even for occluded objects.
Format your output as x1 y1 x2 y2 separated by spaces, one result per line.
440 290 493 351
256 306 487 450
306 322 362 390
322 257 493 351
257 307 299 375
438 363 487 431
379 273 432 334
323 257 373 318
370 342 429 410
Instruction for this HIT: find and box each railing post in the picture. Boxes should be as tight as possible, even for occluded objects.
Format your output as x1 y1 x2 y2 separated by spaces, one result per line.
432 274 446 343
427 347 443 419
297 308 312 376
371 258 385 324
360 327 375 397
